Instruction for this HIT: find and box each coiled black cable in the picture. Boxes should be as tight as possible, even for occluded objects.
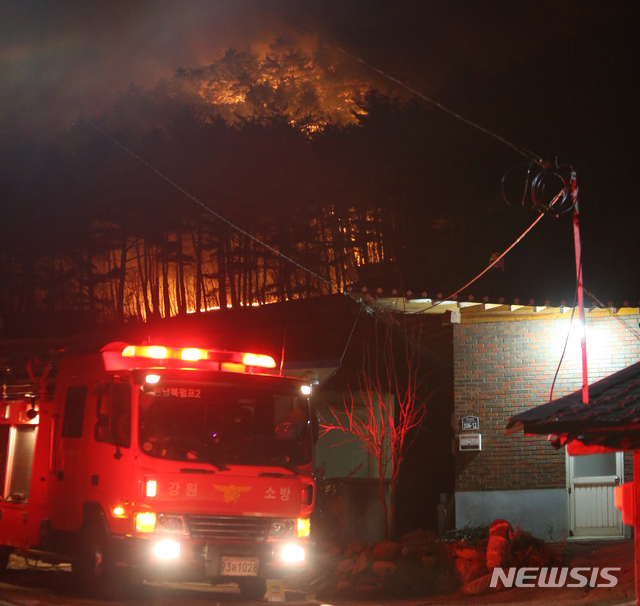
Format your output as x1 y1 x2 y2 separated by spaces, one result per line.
502 161 576 216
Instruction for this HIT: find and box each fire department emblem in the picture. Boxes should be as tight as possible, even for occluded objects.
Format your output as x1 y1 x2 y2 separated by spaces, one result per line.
214 484 252 504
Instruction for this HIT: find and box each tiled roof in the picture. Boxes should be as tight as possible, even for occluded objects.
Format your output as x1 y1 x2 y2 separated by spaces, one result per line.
366 295 639 323
506 360 640 449
347 287 640 311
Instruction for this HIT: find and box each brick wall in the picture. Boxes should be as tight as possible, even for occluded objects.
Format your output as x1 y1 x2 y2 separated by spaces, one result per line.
454 313 640 492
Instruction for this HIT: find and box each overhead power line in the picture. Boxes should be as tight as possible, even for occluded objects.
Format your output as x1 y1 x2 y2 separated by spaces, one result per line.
87 121 358 304
87 119 549 319
585 290 640 342
255 1 543 164
409 211 546 314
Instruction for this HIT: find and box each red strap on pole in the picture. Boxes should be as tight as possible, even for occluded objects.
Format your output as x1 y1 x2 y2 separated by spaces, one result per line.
633 452 640 604
571 172 589 405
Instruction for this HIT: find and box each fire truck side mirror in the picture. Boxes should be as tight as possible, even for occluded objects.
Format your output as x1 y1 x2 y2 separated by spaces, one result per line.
26 407 39 420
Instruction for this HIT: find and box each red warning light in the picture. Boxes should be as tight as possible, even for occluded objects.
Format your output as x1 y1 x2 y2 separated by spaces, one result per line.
122 345 167 359
147 347 167 359
242 353 276 368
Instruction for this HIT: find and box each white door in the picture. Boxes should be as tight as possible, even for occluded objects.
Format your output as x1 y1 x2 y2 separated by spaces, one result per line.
568 452 623 537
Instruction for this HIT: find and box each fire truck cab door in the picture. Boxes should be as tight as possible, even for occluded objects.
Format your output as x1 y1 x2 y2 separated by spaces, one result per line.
51 381 134 533
86 381 134 523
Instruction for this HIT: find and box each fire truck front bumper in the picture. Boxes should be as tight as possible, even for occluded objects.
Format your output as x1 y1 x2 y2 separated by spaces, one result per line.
115 536 310 582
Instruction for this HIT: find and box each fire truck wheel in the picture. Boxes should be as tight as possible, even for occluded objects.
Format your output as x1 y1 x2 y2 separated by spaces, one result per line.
0 545 11 572
237 577 267 601
72 521 123 597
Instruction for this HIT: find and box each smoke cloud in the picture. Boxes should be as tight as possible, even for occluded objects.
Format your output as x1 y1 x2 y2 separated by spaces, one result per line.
0 0 310 143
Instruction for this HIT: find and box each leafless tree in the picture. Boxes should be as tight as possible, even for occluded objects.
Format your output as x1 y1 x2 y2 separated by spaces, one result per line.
320 315 429 539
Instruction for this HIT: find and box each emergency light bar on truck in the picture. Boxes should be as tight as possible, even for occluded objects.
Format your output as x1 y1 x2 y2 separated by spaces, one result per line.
102 342 278 373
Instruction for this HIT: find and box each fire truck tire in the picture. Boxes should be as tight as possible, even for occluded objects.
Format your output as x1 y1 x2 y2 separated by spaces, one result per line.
237 577 267 601
0 545 11 572
72 521 123 598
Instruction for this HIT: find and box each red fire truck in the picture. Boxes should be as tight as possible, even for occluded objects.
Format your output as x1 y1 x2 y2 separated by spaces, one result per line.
0 341 316 599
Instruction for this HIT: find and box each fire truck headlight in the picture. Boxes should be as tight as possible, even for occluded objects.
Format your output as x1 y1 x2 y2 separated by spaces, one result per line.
301 385 312 395
152 540 180 560
268 518 296 538
136 512 157 533
281 544 305 563
297 518 310 538
157 514 187 534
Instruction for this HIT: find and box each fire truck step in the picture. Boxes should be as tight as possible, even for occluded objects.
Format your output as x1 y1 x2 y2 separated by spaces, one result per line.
17 548 73 565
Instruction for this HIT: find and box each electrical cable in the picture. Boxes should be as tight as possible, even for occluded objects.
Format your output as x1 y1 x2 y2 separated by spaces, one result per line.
549 282 578 403
501 161 537 208
409 210 547 314
585 289 640 342
404 172 564 315
339 304 365 366
400 175 569 315
254 1 542 164
531 166 574 216
545 166 584 403
502 161 575 215
320 304 365 388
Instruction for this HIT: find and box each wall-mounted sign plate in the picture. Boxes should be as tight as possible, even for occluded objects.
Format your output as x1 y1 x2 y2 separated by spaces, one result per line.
461 415 479 431
459 434 482 451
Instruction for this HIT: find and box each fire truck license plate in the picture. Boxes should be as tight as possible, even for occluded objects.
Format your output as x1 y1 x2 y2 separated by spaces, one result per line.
219 556 259 576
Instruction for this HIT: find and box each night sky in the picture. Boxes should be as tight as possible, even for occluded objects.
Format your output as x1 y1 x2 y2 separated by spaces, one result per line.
1 0 637 307
0 1 598 142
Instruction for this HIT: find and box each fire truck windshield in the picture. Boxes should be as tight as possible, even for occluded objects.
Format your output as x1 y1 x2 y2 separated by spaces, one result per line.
138 384 312 468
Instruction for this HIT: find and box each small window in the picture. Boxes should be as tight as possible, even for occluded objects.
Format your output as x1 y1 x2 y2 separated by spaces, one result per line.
5 425 37 503
62 386 88 438
95 383 131 448
0 425 10 499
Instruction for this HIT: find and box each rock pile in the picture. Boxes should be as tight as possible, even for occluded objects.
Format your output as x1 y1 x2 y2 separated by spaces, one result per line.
306 520 563 599
309 530 458 598
447 519 564 595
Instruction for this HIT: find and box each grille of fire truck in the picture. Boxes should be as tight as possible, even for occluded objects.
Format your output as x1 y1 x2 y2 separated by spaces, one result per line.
187 515 269 541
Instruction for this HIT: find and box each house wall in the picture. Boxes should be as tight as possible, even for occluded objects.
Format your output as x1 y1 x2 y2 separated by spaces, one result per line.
453 312 640 539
